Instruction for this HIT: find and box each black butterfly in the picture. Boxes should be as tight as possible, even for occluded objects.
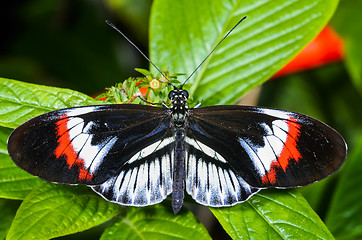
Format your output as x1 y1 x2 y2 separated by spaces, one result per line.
7 17 347 214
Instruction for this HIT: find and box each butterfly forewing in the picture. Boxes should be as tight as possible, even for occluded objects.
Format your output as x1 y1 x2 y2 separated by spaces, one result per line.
8 104 172 186
188 105 346 191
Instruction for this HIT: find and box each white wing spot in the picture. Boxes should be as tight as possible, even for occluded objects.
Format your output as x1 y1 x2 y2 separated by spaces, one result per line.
258 108 290 120
66 117 84 130
66 107 97 117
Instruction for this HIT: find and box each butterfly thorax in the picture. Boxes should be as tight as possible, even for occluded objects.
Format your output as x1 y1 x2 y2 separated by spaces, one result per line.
169 88 189 128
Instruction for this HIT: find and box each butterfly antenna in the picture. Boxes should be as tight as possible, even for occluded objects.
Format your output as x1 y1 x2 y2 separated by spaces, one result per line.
181 16 247 87
106 20 175 88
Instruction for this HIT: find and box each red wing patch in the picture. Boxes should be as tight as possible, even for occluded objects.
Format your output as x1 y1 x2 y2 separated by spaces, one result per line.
55 115 93 181
261 116 302 184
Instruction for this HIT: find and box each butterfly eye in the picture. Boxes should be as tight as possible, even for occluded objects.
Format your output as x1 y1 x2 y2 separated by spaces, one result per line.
182 90 189 99
168 90 176 100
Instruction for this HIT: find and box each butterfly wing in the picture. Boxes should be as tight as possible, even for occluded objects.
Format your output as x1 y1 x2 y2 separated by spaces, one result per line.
184 140 260 207
92 134 175 206
185 105 346 206
7 104 172 187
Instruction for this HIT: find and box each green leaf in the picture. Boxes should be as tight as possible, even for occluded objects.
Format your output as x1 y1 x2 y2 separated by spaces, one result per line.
325 137 362 240
0 126 43 199
211 190 334 240
0 199 19 239
100 204 211 240
0 126 11 155
0 77 97 128
6 183 120 240
150 0 338 105
331 1 362 95
135 68 152 76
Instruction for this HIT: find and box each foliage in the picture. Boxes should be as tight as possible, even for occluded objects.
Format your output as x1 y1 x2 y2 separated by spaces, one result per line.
95 68 184 104
2 0 362 239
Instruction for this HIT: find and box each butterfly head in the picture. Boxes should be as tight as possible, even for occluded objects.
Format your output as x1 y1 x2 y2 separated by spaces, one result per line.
169 88 188 102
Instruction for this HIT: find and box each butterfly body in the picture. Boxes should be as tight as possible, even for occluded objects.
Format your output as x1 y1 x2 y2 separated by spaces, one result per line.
169 88 188 213
7 87 347 214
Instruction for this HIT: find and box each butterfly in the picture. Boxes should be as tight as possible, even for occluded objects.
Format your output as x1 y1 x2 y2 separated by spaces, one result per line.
7 17 347 214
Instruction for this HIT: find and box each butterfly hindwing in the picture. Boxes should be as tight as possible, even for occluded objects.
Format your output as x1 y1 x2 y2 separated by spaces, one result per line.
92 134 174 206
188 105 346 190
7 104 171 186
185 138 259 206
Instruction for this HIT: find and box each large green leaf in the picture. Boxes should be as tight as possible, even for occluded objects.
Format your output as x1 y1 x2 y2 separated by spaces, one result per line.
331 0 362 95
0 77 97 129
150 0 338 105
101 205 211 240
6 183 120 240
0 126 43 199
325 138 362 240
211 190 334 240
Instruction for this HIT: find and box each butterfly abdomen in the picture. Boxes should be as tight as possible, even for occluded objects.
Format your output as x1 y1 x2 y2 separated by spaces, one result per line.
171 129 186 214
